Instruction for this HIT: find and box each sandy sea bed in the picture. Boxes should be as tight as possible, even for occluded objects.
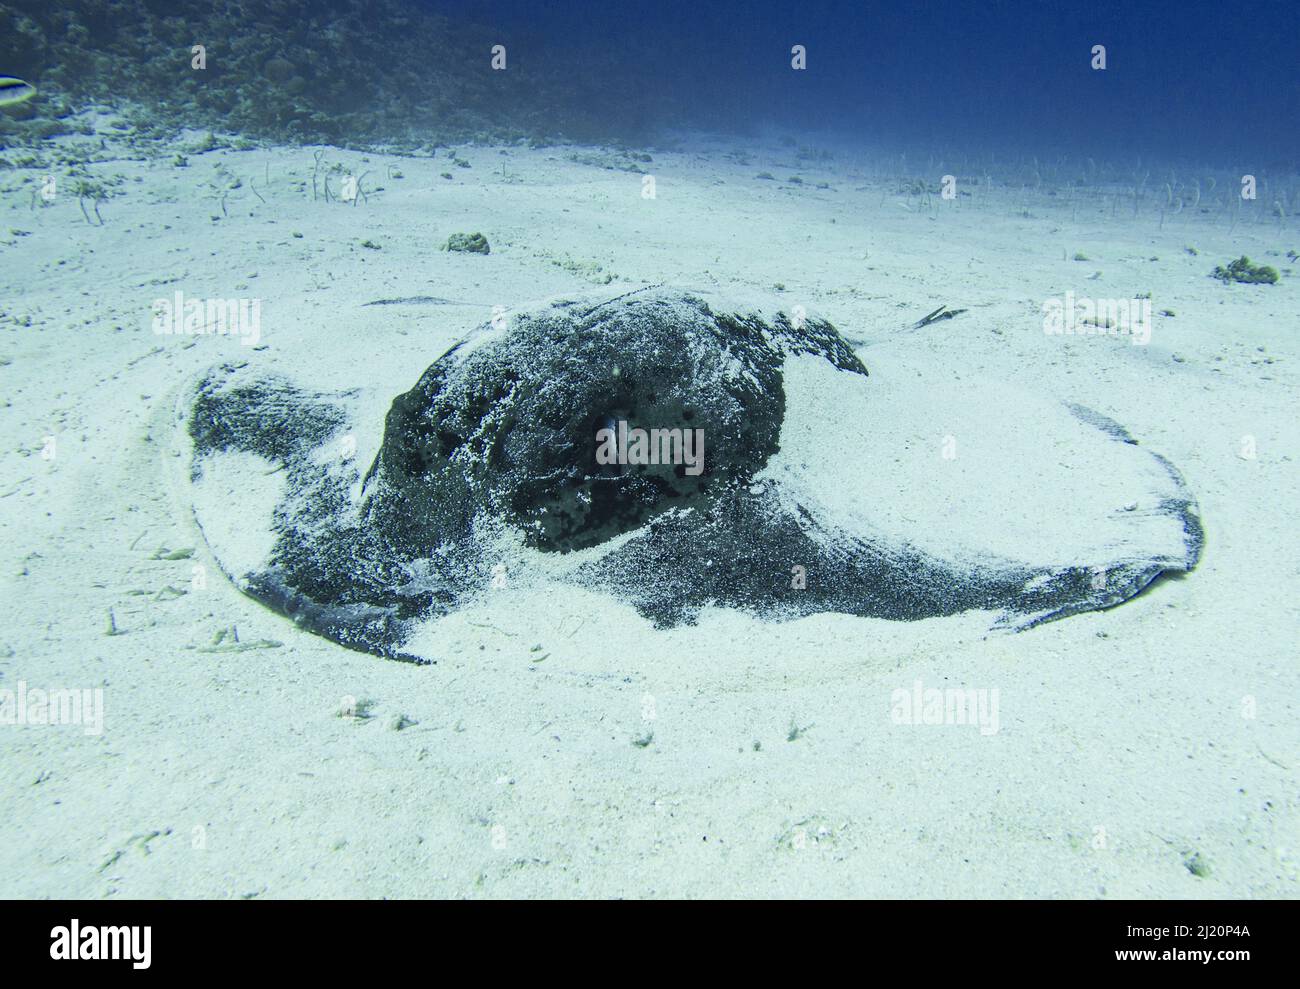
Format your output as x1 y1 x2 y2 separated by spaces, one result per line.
1 118 1296 898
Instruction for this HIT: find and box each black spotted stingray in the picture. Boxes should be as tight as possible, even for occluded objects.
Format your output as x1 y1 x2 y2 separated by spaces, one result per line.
181 288 1202 662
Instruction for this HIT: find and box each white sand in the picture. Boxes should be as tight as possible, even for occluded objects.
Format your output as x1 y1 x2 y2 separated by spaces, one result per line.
1 120 1296 898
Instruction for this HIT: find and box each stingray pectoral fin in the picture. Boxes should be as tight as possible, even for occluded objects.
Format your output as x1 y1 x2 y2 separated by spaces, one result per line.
760 355 1202 628
185 362 431 658
992 560 1177 630
243 568 427 663
187 362 348 472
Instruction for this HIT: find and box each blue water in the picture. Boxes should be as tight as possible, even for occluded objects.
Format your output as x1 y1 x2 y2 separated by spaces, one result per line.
431 0 1300 162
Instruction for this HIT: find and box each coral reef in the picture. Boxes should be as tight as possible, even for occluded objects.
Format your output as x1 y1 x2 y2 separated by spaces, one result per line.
0 0 657 148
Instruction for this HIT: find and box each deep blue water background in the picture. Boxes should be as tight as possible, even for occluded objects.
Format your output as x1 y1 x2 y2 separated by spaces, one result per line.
430 0 1299 164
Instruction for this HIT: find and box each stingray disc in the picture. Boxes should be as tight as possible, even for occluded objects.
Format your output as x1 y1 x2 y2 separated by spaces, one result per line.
182 288 1202 661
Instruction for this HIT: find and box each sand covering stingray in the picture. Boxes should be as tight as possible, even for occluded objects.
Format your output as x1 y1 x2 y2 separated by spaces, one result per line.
181 288 1203 662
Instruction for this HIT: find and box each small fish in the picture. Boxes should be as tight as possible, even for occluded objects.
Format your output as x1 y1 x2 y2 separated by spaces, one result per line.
0 76 36 107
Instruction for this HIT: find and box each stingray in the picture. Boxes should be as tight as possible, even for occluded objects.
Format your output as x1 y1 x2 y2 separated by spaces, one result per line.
181 287 1203 662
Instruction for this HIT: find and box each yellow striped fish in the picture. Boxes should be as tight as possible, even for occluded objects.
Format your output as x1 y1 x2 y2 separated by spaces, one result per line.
0 76 37 107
